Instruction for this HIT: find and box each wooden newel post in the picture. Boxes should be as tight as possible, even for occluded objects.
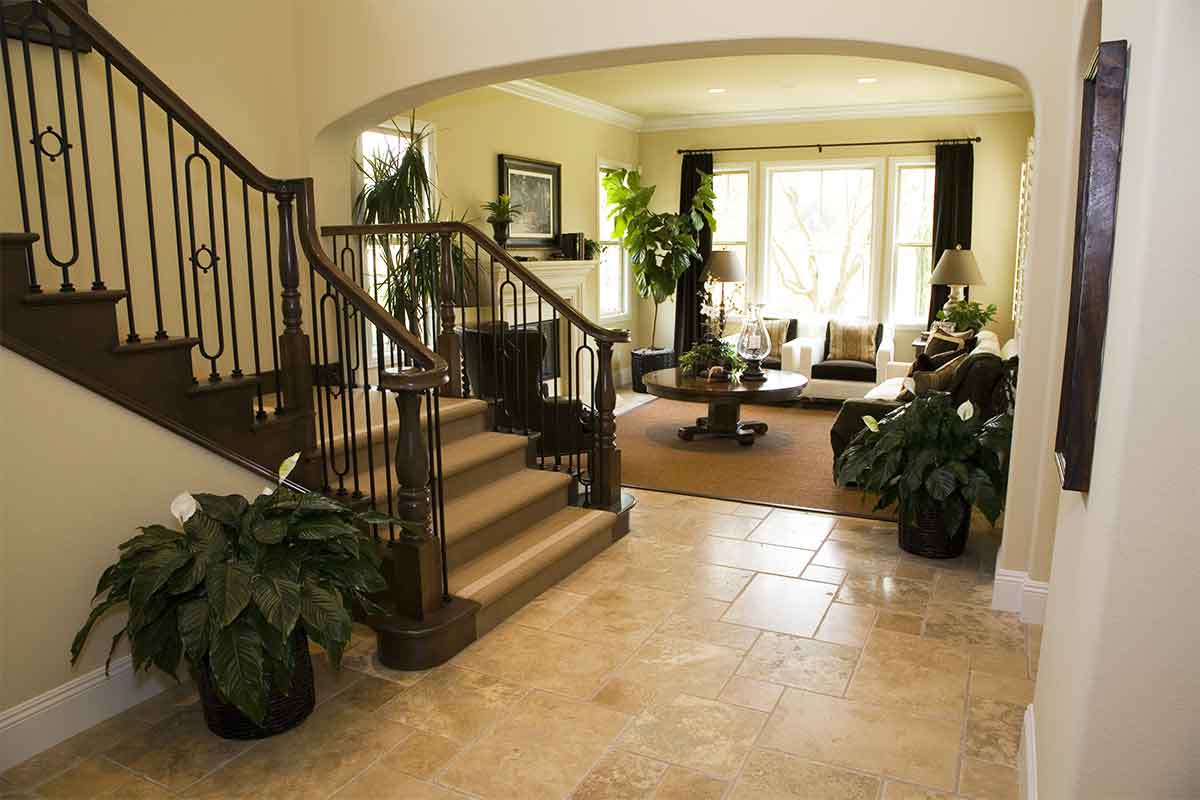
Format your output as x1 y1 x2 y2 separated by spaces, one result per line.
275 191 313 417
436 232 462 397
592 340 622 508
390 387 443 619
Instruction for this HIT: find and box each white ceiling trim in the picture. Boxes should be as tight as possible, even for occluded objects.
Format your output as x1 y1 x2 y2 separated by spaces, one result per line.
491 79 645 131
490 78 1031 133
638 96 1032 132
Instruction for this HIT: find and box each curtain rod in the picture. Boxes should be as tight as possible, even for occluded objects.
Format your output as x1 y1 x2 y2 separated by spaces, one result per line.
676 136 981 155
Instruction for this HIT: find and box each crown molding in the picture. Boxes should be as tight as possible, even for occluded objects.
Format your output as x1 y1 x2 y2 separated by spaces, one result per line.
491 79 645 131
640 96 1032 132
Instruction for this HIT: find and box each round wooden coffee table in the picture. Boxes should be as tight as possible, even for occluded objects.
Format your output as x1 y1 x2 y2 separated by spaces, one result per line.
641 368 808 446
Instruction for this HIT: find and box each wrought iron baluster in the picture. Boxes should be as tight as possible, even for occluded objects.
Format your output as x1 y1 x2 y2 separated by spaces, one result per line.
261 192 282 411
241 181 266 419
308 264 330 492
137 88 166 338
218 164 241 375
167 117 189 337
183 139 224 380
2 13 33 283
67 24 101 290
104 58 137 341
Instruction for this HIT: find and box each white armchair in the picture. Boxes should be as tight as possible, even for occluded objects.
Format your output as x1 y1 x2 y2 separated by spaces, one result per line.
786 322 896 401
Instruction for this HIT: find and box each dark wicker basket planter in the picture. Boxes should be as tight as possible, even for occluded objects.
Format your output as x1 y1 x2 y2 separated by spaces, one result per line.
898 499 971 559
197 627 315 740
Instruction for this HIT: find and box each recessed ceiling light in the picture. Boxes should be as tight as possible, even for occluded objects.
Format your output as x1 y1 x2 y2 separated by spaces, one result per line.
707 87 726 94
857 77 879 85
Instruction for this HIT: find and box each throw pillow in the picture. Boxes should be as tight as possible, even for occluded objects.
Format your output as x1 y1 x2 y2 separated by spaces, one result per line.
925 329 971 358
912 352 967 395
827 321 877 363
763 318 792 360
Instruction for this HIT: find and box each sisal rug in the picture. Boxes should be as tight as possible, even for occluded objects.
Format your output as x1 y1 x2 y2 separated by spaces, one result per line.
618 397 894 520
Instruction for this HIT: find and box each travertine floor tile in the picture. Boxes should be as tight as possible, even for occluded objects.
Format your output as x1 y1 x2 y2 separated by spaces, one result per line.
846 630 969 720
685 512 764 540
876 610 925 636
591 677 659 715
451 623 630 698
126 683 200 725
923 604 1027 676
759 689 961 790
332 674 411 713
970 670 1035 706
838 574 932 613
335 771 467 799
105 710 251 792
694 536 812 576
748 510 834 550
802 564 847 585
933 573 995 606
964 697 1025 766
310 656 365 704
620 560 755 602
815 602 877 647
881 781 954 799
35 758 171 799
653 766 726 799
440 691 629 800
738 632 860 694
617 694 766 779
656 609 761 650
551 584 684 648
813 539 901 574
732 503 771 519
1 710 150 789
613 635 744 700
373 732 460 779
729 748 880 799
829 525 897 548
507 587 589 629
572 750 667 800
959 757 1019 800
379 665 526 742
341 646 429 688
718 675 785 712
723 574 836 637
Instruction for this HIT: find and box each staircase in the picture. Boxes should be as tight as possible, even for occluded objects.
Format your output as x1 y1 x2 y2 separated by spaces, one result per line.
1 0 631 668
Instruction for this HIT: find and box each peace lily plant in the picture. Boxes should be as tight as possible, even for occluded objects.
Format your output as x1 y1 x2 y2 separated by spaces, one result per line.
71 454 416 730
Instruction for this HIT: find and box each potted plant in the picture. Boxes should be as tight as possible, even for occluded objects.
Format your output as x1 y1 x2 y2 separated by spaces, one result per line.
70 454 413 740
678 339 745 380
834 393 1012 558
481 194 523 247
935 299 998 335
603 168 715 392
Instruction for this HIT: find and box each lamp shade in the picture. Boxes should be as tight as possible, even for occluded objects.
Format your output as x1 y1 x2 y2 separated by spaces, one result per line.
704 249 745 283
930 245 985 286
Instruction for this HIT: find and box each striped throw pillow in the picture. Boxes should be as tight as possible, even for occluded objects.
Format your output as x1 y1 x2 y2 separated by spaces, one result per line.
827 321 877 363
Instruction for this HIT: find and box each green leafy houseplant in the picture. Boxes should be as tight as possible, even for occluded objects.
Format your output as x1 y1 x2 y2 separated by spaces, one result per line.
602 168 716 347
480 194 522 223
678 339 746 377
70 455 416 729
835 393 1013 545
936 299 998 333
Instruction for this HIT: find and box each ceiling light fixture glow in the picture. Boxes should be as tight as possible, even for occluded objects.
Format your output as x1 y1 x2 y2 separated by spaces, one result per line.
707 87 727 94
857 77 879 85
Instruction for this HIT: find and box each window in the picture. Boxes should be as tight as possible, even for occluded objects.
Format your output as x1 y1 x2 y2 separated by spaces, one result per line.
597 165 630 319
762 161 882 320
888 159 936 326
710 169 750 317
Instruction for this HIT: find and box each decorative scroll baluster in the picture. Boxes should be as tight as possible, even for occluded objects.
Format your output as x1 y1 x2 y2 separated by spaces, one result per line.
68 26 102 291
437 232 462 397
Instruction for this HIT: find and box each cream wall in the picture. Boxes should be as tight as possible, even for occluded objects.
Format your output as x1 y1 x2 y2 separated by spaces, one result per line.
1032 0 1200 796
635 112 1034 351
0 350 265 713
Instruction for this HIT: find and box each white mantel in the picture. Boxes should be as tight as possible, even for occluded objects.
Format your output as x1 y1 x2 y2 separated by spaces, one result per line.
513 259 600 324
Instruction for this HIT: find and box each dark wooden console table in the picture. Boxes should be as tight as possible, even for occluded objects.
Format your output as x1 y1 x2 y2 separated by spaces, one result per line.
641 368 808 446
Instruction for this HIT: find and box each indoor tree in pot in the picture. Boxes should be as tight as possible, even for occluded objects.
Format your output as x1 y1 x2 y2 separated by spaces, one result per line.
834 393 1012 558
603 168 715 391
70 454 414 740
481 194 522 247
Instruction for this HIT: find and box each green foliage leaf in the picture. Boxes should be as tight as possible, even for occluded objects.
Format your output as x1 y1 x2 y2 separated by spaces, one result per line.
924 467 958 501
251 575 302 636
299 579 352 668
131 609 176 674
129 548 192 610
70 596 124 665
192 494 248 528
207 562 253 629
252 516 289 545
177 597 210 663
293 516 359 541
209 618 267 724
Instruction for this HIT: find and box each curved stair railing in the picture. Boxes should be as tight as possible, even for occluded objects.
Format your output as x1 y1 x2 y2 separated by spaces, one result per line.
321 221 631 509
1 1 456 614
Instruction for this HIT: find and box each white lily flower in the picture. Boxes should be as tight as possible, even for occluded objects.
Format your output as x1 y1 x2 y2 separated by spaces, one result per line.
957 400 975 421
863 415 880 433
260 485 275 496
170 492 198 525
277 452 301 482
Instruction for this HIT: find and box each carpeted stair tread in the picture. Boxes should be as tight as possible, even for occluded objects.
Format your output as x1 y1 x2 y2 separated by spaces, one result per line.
274 391 487 451
366 430 528 490
441 468 572 547
449 506 615 610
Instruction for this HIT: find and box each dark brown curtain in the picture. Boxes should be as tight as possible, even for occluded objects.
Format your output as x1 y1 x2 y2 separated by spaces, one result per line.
927 142 975 328
673 152 713 354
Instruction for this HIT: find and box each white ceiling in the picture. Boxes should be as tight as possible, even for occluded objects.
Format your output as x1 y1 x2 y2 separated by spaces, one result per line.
532 55 1026 125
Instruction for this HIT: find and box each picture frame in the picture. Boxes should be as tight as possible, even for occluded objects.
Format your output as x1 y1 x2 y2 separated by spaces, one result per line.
498 154 561 249
1055 40 1128 492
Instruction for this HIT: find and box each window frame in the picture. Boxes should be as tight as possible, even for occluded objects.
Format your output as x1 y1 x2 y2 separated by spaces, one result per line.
710 163 754 324
596 157 634 323
351 120 438 221
884 155 937 330
756 156 886 323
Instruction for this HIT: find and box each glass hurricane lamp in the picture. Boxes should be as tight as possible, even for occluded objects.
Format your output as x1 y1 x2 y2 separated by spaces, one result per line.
737 304 771 382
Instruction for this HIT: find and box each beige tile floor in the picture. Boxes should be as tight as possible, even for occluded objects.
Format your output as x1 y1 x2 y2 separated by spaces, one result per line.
2 489 1039 800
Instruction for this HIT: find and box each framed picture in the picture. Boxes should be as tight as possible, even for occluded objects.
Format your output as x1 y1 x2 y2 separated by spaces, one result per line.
1055 40 1128 492
498 154 561 248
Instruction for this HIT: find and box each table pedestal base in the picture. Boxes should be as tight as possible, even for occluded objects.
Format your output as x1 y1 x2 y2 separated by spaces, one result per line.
677 399 768 446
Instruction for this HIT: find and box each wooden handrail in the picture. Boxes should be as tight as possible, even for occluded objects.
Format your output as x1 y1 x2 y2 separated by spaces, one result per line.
320 222 632 345
40 0 447 392
292 180 448 391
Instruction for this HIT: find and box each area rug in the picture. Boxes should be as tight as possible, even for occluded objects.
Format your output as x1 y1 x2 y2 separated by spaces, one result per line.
617 397 894 520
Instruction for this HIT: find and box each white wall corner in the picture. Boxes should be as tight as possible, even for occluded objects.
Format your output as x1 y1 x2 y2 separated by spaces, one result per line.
1019 704 1038 800
993 568 1026 613
1020 579 1049 624
0 655 173 773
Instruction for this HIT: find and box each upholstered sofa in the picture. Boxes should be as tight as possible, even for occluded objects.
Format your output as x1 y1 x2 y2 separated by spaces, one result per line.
781 321 898 401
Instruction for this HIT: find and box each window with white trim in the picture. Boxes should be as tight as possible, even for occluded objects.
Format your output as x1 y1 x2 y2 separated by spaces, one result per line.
761 160 883 321
888 159 936 326
597 165 630 320
709 168 750 318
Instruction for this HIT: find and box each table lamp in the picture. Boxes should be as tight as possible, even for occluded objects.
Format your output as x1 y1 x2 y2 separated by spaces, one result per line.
931 244 985 316
704 250 745 338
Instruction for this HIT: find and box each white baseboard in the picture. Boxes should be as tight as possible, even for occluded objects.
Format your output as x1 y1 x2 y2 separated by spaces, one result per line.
992 568 1048 624
1019 704 1038 800
0 655 173 773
